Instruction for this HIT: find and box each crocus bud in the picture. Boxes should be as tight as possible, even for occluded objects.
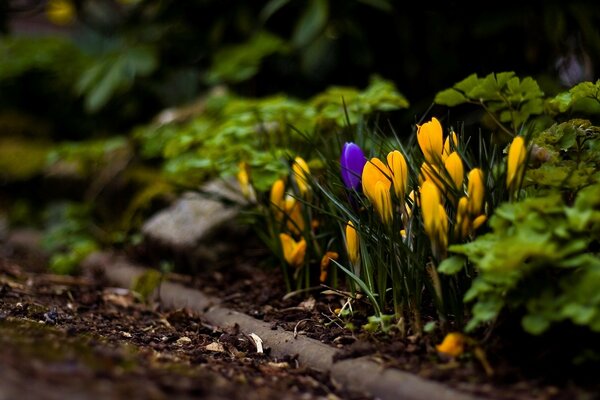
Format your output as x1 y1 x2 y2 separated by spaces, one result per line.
374 180 393 225
292 156 311 197
417 117 444 164
443 131 459 161
362 158 393 224
387 150 408 202
467 168 485 216
340 142 367 190
279 233 307 268
444 152 464 191
270 179 286 218
436 332 467 357
420 180 442 241
320 251 339 283
345 221 359 265
506 136 527 194
420 180 448 257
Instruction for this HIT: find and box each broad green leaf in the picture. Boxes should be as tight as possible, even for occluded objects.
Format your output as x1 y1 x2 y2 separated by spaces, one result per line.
438 255 466 275
495 71 516 88
548 91 573 113
453 73 480 93
434 89 468 106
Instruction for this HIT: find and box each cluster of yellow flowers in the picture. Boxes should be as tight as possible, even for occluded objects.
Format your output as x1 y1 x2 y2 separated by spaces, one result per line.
268 157 341 282
347 117 528 263
269 157 311 269
262 117 528 284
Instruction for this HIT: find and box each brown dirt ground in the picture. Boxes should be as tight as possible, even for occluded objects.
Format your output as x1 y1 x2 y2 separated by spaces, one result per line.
3 233 600 400
0 241 372 400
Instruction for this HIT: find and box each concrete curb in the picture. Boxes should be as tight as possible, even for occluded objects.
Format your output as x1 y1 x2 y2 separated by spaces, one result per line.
83 251 484 400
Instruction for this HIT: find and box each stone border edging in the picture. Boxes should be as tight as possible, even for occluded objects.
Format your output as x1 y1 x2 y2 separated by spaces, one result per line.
83 251 484 400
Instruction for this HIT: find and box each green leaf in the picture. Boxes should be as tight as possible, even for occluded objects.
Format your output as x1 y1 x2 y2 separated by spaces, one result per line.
434 89 468 106
453 73 480 93
548 91 573 113
465 298 503 332
84 58 125 112
438 255 466 275
522 314 550 335
292 0 329 48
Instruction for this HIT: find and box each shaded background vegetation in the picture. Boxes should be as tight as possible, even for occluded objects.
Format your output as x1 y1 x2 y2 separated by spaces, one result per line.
2 0 598 136
0 0 598 274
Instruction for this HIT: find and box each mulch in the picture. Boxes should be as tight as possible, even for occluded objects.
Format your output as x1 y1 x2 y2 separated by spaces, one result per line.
2 232 600 400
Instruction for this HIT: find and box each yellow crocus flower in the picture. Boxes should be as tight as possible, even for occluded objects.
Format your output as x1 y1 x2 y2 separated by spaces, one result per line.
506 136 527 194
472 214 487 230
436 332 467 357
284 195 305 235
319 251 339 283
387 150 408 202
420 180 440 236
417 117 444 164
374 180 393 225
444 152 464 191
292 156 311 197
362 158 393 224
279 233 307 268
345 221 359 265
237 161 255 200
270 179 285 217
420 180 448 252
419 162 443 190
466 168 485 216
455 196 470 239
443 131 459 161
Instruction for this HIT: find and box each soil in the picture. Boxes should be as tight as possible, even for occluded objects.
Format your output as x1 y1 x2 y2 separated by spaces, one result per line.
2 232 600 400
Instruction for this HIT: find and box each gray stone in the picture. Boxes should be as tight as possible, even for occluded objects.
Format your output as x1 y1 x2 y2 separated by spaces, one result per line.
141 178 250 269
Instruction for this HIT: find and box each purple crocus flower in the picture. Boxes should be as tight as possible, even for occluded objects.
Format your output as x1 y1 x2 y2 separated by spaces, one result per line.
340 142 367 190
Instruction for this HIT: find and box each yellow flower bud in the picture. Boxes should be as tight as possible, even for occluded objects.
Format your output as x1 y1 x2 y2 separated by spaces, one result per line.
270 179 285 217
419 162 443 190
320 251 339 283
362 158 393 224
444 152 464 191
237 162 255 200
436 332 467 357
284 196 305 235
374 180 393 225
506 136 527 194
292 156 311 197
417 117 444 164
437 204 449 250
345 221 360 265
420 180 448 257
443 131 459 160
472 214 487 230
387 150 408 202
279 233 307 268
420 180 442 240
467 168 485 216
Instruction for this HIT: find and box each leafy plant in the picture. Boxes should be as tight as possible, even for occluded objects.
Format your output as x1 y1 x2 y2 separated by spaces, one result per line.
434 71 545 135
134 76 408 192
546 79 600 116
441 184 600 335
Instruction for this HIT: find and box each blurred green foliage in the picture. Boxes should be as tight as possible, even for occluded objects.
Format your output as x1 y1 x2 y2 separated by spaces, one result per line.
134 76 408 191
441 183 600 335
